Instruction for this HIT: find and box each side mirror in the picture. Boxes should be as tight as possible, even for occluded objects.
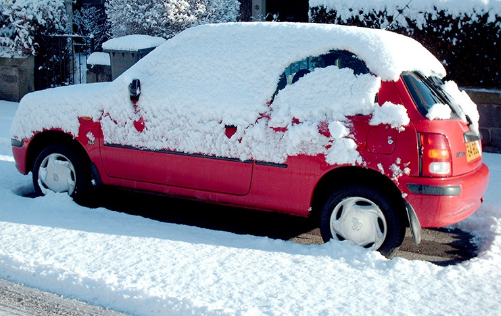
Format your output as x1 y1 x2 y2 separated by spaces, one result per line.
129 79 141 101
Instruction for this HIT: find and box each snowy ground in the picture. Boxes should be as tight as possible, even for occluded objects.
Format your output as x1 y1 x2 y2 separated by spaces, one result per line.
0 100 500 315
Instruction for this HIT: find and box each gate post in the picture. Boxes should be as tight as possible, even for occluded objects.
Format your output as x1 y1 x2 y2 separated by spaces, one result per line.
0 56 35 102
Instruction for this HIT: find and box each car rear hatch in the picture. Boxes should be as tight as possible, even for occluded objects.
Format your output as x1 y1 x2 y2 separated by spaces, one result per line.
401 72 483 177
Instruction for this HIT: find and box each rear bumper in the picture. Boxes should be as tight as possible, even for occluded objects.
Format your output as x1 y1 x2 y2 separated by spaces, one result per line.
401 163 489 228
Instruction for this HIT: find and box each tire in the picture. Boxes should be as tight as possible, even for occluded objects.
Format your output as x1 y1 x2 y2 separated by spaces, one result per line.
33 144 92 204
319 185 405 258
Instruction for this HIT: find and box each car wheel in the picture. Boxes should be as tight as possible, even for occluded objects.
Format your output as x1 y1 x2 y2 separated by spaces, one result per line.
33 144 91 204
319 185 405 258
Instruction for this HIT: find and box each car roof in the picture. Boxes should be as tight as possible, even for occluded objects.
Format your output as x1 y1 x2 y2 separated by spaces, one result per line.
148 22 446 82
115 22 445 121
12 22 445 142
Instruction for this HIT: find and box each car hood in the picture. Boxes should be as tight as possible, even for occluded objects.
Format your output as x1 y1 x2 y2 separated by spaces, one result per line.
11 82 116 140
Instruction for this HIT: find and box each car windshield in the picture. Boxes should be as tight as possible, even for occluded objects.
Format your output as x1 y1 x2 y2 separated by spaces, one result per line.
401 72 457 118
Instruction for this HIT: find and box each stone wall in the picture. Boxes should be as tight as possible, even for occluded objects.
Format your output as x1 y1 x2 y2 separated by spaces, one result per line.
465 89 501 153
0 56 34 102
86 64 111 83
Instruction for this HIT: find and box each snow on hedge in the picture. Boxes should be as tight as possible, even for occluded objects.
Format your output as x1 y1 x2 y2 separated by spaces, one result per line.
106 0 240 39
0 0 67 57
310 0 501 27
12 22 447 165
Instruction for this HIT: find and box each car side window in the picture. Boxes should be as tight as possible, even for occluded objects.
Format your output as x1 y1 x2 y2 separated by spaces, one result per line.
273 50 369 99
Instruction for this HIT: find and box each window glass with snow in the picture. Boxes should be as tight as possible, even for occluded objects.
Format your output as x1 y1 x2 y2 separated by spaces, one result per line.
273 50 370 97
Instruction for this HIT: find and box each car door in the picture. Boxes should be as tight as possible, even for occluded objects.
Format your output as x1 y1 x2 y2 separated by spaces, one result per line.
99 84 253 196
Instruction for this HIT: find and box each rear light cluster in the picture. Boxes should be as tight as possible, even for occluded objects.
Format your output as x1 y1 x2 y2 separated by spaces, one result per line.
419 133 452 177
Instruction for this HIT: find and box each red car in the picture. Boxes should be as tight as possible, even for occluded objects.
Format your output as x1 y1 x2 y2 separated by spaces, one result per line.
11 23 489 257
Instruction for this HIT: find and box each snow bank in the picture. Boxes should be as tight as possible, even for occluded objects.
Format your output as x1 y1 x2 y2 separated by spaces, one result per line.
1 100 501 315
0 101 17 156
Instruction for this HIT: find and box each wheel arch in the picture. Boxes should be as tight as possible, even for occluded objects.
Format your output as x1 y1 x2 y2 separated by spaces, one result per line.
310 166 408 226
26 131 90 174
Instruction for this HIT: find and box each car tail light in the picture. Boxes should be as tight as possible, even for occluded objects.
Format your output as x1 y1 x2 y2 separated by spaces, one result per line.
419 133 452 177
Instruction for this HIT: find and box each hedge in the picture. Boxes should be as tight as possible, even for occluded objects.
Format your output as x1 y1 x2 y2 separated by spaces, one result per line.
310 4 501 89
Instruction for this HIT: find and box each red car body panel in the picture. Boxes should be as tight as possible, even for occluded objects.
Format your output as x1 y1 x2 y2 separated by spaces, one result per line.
394 79 484 176
12 142 28 175
12 79 489 231
400 164 489 227
105 154 323 216
100 143 253 196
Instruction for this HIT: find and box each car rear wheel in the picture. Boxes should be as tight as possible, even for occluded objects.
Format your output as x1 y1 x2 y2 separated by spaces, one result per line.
319 185 405 258
33 144 92 204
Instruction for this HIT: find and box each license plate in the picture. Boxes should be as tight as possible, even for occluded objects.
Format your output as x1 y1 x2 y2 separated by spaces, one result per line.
466 141 481 162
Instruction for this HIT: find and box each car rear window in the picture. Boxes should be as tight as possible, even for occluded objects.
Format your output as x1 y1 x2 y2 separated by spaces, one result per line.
401 72 456 119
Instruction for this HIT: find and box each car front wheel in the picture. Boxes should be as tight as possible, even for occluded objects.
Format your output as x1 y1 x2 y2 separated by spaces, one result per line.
319 185 405 258
33 144 91 204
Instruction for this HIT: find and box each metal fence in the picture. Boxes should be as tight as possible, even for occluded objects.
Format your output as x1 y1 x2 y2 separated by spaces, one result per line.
34 35 93 90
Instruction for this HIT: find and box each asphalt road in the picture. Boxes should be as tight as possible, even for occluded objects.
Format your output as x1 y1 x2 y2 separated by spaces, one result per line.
0 188 478 315
0 278 130 316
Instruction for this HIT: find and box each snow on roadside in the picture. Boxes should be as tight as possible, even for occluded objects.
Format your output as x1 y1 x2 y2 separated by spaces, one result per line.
0 101 17 156
1 100 501 315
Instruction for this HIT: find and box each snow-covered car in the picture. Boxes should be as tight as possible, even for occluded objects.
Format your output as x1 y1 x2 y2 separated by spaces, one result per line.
11 22 489 257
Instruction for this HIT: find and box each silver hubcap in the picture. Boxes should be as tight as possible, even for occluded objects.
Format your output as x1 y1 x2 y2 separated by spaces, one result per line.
329 197 387 249
38 153 76 195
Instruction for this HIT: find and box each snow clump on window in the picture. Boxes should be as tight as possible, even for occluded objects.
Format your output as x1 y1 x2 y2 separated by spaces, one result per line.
426 104 452 120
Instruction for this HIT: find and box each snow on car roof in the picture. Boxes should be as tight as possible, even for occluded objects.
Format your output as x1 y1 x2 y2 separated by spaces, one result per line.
121 22 445 95
11 22 444 166
110 22 444 127
172 22 446 81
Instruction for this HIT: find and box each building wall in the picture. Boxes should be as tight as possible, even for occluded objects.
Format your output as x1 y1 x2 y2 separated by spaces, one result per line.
0 57 35 102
